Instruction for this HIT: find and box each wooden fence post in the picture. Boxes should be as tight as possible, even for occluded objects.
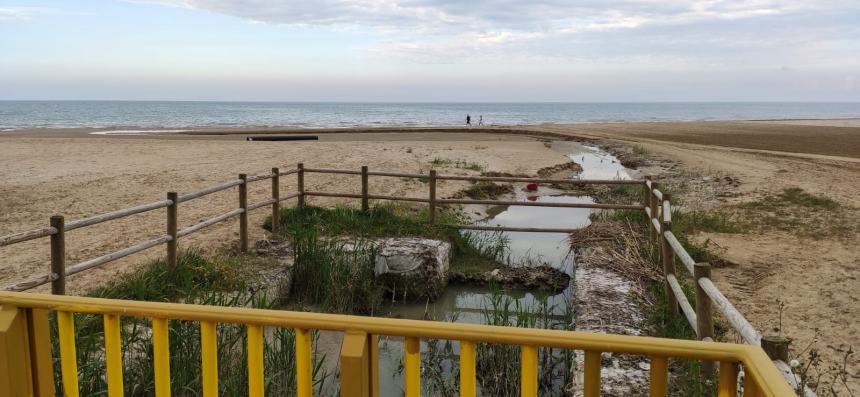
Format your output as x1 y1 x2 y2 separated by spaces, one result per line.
49 216 65 295
643 176 652 235
429 170 437 224
695 262 715 380
661 193 678 316
361 166 369 212
297 163 305 207
271 168 281 235
166 192 178 267
239 174 249 253
649 181 659 244
761 336 790 362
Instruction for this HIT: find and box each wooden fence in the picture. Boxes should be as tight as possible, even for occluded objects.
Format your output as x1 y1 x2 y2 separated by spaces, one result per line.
0 163 801 388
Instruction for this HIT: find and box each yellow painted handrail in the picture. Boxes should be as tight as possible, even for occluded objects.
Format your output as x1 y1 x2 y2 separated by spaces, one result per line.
0 291 795 397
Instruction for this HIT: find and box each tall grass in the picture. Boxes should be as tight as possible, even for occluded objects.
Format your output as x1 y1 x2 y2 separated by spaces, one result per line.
289 228 382 314
476 286 573 396
52 251 329 396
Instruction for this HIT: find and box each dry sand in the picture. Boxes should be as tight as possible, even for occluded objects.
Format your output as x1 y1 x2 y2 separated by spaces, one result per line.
2 120 859 391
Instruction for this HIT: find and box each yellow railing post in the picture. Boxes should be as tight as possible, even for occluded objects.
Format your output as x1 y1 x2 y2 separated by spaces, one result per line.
57 310 80 397
295 328 312 397
718 361 739 397
340 330 372 397
25 308 55 397
152 317 171 397
521 345 538 396
649 355 668 396
247 325 264 397
459 340 476 397
0 306 36 396
583 350 601 397
201 321 219 397
404 337 421 397
103 314 124 397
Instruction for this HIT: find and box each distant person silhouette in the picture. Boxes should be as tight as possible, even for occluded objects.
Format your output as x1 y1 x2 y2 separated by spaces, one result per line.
478 115 484 126
466 114 471 126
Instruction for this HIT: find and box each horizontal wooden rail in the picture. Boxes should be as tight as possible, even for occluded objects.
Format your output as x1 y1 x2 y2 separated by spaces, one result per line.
177 180 243 203
279 192 301 203
245 173 275 183
366 171 427 179
65 200 172 231
304 191 363 199
2 273 58 292
248 198 276 211
278 168 299 176
663 231 696 274
177 209 244 238
0 227 56 247
455 225 581 233
304 167 362 175
438 198 642 210
437 174 643 185
662 200 671 223
651 217 662 234
698 278 761 346
65 235 173 277
368 194 430 203
667 274 698 334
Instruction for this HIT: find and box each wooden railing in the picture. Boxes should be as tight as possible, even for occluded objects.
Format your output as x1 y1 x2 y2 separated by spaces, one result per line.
1 163 642 294
642 177 802 390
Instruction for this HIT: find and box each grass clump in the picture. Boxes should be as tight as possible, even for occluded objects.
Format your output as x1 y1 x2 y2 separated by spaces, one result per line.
733 188 855 240
455 181 515 200
272 205 508 310
431 157 485 171
56 250 330 396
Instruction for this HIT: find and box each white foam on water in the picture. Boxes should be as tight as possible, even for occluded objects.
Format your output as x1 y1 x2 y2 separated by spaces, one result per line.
89 129 190 136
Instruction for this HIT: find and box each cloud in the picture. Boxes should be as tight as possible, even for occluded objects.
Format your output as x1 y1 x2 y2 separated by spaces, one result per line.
133 0 859 64
0 6 91 21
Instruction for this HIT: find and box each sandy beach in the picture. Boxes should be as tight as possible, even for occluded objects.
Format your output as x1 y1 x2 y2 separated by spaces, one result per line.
2 120 859 391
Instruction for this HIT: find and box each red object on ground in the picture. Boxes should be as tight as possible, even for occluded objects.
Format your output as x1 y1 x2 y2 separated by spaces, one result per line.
526 183 538 191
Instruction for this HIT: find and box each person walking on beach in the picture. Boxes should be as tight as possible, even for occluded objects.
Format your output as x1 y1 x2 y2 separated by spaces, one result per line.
466 114 471 126
478 115 483 126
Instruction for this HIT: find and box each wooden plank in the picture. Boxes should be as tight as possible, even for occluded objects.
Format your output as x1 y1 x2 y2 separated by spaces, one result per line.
49 216 65 295
177 209 244 238
0 227 56 247
178 180 243 203
455 225 581 233
238 174 249 253
662 200 672 224
366 171 427 179
279 192 301 203
304 191 363 199
278 168 299 176
698 277 761 345
248 198 277 211
166 193 178 268
304 167 362 175
663 231 695 274
651 218 662 234
666 275 697 333
2 273 58 292
368 194 430 203
436 174 643 185
652 188 663 202
65 200 172 231
246 172 275 183
65 235 172 276
439 198 642 210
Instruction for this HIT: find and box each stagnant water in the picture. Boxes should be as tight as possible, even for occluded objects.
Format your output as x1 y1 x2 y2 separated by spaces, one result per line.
320 143 633 395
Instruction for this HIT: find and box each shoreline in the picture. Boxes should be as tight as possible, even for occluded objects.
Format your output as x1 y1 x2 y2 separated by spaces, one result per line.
3 116 860 135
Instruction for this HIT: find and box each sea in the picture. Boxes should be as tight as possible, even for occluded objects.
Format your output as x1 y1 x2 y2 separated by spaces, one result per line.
1 101 859 131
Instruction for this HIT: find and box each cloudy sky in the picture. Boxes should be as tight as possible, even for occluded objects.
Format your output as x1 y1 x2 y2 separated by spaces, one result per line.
1 0 858 101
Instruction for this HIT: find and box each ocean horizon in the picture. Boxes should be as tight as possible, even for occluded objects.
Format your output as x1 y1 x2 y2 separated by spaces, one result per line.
2 100 860 131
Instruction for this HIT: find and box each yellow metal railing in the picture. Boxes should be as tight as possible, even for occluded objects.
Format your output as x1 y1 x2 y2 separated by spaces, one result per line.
0 291 795 397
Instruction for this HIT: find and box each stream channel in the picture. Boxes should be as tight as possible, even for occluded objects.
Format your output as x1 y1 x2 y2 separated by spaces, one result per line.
318 142 632 395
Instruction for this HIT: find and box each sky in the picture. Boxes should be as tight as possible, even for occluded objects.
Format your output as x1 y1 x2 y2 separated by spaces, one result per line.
1 0 859 102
